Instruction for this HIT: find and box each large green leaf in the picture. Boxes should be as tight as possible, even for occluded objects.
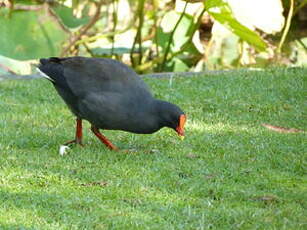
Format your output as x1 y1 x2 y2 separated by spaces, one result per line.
205 0 267 52
14 0 40 5
53 5 89 29
0 55 33 75
156 28 170 51
207 32 240 69
172 57 189 72
159 11 195 52
157 10 201 71
205 0 225 9
91 47 132 56
0 9 67 60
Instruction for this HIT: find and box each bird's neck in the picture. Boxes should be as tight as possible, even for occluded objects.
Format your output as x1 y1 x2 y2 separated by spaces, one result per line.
130 99 167 133
151 99 174 126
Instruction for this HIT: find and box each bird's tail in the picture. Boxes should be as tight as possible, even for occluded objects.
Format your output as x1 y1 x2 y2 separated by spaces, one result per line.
37 57 65 83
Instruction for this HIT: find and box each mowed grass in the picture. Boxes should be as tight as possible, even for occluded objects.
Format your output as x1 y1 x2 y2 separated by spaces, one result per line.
0 68 306 230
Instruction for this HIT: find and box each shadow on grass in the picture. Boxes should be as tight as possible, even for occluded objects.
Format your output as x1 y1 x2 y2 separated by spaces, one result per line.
0 223 35 230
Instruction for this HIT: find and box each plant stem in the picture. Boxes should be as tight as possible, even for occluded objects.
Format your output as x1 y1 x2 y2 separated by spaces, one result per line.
74 24 133 46
82 43 95 57
277 0 294 53
297 38 307 51
293 0 307 16
111 0 118 57
47 6 71 34
160 1 188 71
152 0 160 64
130 0 145 68
61 0 103 57
143 5 206 73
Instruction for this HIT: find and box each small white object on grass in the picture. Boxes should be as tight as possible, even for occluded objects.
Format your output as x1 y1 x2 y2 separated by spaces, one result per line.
59 145 70 156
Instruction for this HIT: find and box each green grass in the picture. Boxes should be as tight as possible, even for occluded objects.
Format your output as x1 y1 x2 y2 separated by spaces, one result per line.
0 68 306 230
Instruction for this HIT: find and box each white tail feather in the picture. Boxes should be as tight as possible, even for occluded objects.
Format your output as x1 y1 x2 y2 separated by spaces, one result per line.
36 67 54 82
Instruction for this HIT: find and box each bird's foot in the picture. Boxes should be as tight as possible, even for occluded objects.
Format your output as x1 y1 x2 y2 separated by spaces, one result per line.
90 126 118 151
106 143 119 151
64 139 84 147
121 148 138 154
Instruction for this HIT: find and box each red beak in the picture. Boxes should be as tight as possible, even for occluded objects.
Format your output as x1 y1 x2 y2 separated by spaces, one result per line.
176 114 186 136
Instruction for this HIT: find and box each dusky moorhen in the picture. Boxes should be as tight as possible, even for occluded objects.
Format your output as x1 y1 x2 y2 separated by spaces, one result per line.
38 57 186 150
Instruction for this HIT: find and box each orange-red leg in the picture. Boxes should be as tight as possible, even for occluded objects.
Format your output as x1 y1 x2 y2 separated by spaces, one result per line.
90 126 118 150
64 118 83 146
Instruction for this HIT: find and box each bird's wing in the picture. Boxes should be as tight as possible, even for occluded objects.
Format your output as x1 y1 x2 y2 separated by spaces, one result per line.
38 57 152 99
78 91 139 130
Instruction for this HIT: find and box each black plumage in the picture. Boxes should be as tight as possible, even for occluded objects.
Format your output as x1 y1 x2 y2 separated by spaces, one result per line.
38 57 186 150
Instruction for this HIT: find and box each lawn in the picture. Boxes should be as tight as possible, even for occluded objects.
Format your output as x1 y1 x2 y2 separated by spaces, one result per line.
0 68 306 230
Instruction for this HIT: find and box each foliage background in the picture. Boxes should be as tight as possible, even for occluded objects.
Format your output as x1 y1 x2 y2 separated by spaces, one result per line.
0 0 306 74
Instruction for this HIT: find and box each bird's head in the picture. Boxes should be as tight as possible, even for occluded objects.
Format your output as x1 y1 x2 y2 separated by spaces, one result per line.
156 100 186 139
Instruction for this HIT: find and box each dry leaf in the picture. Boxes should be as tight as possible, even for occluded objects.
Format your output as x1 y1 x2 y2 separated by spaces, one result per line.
252 195 278 203
149 149 160 154
204 174 216 180
262 124 304 133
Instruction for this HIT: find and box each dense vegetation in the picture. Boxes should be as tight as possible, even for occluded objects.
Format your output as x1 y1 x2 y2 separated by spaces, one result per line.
0 0 306 75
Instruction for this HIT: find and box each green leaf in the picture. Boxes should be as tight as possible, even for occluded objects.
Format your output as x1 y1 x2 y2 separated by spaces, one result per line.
91 47 132 56
14 0 40 5
206 0 267 52
0 9 67 60
53 5 89 29
91 45 150 57
0 55 32 74
159 11 198 52
207 33 240 69
205 0 226 10
156 27 171 51
172 57 189 72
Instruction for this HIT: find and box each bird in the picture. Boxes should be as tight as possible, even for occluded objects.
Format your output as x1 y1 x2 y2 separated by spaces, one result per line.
37 57 186 150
